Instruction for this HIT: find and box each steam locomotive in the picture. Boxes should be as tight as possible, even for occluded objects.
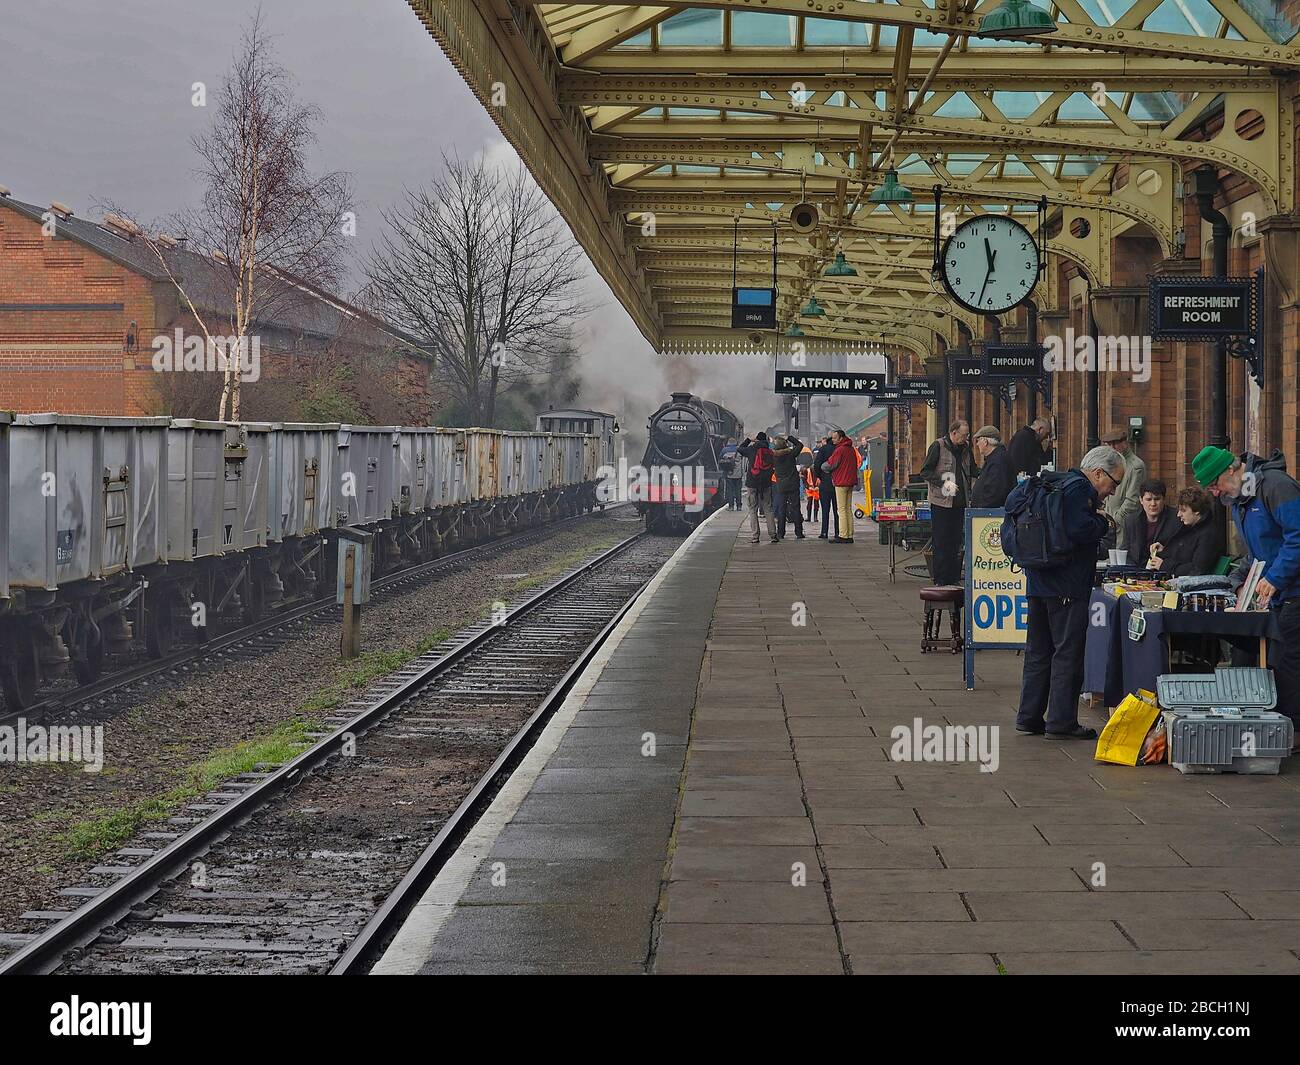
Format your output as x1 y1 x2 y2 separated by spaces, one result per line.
639 392 741 535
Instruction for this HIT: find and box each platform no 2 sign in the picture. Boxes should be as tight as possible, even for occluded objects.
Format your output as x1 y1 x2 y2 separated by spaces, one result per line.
963 508 1027 689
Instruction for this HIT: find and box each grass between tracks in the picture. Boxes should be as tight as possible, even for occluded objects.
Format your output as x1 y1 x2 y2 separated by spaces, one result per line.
59 525 635 860
61 718 321 859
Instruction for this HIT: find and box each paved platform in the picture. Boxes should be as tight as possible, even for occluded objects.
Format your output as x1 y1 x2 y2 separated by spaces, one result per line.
376 509 1300 975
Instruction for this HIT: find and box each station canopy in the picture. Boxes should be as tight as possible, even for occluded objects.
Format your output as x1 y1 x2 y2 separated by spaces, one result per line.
419 0 1300 357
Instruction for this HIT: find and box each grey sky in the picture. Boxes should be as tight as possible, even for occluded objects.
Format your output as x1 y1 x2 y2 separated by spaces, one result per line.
0 0 783 433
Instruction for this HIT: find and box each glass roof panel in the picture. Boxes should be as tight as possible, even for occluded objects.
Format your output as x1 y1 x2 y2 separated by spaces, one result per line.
1241 0 1299 42
804 18 872 45
1076 0 1120 26
731 11 795 45
613 29 652 48
658 9 722 46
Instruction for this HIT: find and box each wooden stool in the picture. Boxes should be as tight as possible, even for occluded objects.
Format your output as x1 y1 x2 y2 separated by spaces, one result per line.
920 585 964 654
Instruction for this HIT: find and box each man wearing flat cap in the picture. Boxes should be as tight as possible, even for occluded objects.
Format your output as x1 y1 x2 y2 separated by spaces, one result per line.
1194 443 1300 731
1101 425 1146 551
970 426 1015 509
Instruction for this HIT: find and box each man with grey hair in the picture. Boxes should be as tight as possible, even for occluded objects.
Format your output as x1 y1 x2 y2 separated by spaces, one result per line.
1101 425 1146 550
970 426 1015 508
1012 445 1123 739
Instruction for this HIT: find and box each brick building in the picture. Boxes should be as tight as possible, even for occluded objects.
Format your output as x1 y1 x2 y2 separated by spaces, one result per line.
0 192 440 421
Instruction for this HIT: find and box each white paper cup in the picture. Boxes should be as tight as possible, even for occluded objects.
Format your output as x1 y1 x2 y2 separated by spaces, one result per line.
1108 549 1128 566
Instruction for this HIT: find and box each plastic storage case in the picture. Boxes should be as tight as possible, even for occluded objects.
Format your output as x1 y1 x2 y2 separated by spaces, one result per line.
1157 668 1294 775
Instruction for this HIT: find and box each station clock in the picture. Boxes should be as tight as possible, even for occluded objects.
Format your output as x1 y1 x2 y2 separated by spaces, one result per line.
938 215 1040 315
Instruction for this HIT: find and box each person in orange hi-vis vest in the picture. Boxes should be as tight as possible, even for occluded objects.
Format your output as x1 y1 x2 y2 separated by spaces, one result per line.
804 466 820 521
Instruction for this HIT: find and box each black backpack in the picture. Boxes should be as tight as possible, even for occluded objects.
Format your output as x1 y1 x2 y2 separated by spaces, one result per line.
1000 472 1083 568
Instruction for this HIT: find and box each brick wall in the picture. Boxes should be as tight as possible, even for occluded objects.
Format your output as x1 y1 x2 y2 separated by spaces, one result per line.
0 204 161 414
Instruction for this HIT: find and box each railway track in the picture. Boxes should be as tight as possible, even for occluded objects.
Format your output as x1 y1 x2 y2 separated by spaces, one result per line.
2 504 634 730
0 529 675 975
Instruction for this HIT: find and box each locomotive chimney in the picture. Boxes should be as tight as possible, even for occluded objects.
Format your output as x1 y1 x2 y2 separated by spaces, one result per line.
670 392 693 405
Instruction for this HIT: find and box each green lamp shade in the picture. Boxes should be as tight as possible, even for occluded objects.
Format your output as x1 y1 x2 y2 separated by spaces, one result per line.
869 170 913 204
800 296 826 317
784 322 805 337
824 251 857 277
977 0 1059 36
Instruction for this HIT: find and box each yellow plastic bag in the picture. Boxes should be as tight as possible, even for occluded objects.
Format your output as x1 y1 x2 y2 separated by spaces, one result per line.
1094 689 1162 766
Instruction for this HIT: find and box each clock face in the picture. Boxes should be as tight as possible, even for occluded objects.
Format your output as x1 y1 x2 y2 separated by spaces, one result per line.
939 216 1040 314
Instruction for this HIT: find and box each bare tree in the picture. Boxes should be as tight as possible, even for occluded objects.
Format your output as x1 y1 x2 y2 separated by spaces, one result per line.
117 11 352 421
364 155 588 426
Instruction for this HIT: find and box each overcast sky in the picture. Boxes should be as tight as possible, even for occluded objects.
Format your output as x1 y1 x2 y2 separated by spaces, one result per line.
0 0 785 432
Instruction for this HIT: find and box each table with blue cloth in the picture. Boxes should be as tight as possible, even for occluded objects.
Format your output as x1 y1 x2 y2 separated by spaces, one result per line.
1082 588 1281 707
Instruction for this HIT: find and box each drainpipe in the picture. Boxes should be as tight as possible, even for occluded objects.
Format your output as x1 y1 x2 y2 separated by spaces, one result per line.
985 315 1002 432
1026 301 1039 423
957 321 973 429
1085 276 1100 450
883 351 895 496
1195 168 1231 450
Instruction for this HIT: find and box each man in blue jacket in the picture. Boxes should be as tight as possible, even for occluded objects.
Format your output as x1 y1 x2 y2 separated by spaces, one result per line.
1194 445 1300 728
1015 446 1125 739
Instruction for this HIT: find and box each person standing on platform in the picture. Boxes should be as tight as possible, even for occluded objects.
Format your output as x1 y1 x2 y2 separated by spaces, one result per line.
970 426 1015 509
919 420 975 585
1194 445 1300 731
771 433 806 540
1008 417 1051 481
804 465 820 522
738 433 777 544
1014 446 1124 739
1122 480 1179 569
1101 426 1146 551
1148 486 1224 577
720 437 743 512
823 428 859 543
814 434 838 540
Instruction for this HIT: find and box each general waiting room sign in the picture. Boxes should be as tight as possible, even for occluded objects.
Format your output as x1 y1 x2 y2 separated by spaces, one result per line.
963 508 1027 690
1148 277 1255 339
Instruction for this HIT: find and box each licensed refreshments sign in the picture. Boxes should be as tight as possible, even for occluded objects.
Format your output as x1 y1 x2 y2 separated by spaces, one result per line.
983 344 1044 379
1149 277 1253 339
774 370 889 395
963 508 1027 690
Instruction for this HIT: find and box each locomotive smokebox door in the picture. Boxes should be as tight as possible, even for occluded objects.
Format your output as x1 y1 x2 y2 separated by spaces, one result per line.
335 527 373 606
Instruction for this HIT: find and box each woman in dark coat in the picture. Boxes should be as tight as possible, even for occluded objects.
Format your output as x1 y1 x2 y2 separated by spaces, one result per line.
1149 486 1226 577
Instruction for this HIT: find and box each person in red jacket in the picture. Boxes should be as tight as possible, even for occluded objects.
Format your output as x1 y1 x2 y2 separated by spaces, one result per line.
823 429 859 543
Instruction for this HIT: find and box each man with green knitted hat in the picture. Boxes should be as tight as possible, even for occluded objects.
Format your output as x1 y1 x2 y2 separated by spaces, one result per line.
1193 442 1300 730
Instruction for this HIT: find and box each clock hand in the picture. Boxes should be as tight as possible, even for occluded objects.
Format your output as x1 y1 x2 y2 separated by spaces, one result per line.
984 238 994 271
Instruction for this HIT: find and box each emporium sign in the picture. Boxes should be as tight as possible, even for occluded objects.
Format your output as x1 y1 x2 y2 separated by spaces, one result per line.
983 344 1045 380
1149 277 1253 340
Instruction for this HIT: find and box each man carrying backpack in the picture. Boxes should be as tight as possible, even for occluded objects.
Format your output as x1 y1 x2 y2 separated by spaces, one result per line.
1004 446 1124 739
738 433 778 544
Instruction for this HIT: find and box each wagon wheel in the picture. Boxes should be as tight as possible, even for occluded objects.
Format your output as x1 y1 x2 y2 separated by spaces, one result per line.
70 619 105 684
0 634 39 709
243 572 267 624
144 596 175 659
